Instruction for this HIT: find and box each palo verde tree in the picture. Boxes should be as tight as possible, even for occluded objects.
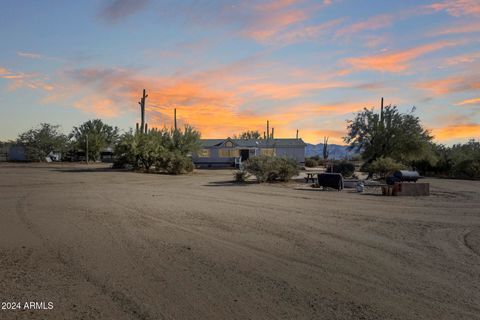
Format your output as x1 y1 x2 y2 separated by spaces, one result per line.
114 125 201 174
344 104 433 167
17 123 68 161
70 119 119 162
233 130 263 140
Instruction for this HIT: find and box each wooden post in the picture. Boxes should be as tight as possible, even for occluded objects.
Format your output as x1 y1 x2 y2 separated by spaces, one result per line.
174 108 177 131
296 129 299 139
145 123 148 133
86 135 89 164
266 120 269 139
271 127 274 139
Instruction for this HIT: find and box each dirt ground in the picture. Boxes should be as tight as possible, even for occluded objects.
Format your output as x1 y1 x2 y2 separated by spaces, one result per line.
0 163 479 320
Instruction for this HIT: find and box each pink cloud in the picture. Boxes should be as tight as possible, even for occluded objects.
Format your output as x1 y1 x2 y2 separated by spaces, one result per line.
426 0 480 17
344 40 463 73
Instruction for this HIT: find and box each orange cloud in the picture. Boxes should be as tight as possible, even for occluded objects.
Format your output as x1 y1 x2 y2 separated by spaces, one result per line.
296 129 347 144
345 40 462 72
241 0 334 44
455 98 480 106
431 123 480 141
74 97 120 118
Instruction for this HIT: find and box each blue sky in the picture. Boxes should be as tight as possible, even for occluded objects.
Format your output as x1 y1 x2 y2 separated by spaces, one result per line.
0 0 479 144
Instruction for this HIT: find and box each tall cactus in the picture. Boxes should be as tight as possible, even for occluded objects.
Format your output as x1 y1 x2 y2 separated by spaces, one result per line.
323 136 329 160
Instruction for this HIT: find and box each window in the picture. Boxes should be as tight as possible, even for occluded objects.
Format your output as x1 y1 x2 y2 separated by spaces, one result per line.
219 149 239 157
197 149 211 158
225 141 234 147
261 148 276 156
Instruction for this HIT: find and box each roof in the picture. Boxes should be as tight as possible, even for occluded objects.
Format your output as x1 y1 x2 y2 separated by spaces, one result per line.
201 138 306 148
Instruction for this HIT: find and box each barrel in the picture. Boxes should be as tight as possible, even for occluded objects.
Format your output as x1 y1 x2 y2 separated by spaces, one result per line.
393 170 420 182
317 173 344 190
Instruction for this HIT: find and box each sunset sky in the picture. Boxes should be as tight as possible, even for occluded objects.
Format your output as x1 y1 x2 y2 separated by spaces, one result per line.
1 0 479 144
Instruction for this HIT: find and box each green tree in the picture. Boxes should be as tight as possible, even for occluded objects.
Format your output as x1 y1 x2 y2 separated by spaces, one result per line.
234 130 263 140
114 125 201 174
17 123 68 161
71 119 119 162
345 105 433 168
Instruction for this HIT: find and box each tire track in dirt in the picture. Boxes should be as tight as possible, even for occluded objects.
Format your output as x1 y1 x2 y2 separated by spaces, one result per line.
14 192 161 320
463 229 480 258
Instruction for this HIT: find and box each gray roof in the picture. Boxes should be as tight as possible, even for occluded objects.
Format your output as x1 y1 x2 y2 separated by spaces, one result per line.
201 138 306 148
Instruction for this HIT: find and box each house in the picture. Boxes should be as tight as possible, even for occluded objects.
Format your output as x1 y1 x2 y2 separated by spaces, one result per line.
192 138 306 168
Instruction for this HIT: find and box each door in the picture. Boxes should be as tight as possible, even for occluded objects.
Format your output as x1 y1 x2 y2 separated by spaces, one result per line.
240 149 250 161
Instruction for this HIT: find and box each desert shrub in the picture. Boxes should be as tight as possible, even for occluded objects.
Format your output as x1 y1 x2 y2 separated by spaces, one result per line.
156 151 194 174
305 158 318 167
243 155 271 182
370 157 404 178
275 157 300 181
244 155 299 182
233 170 250 183
332 161 355 177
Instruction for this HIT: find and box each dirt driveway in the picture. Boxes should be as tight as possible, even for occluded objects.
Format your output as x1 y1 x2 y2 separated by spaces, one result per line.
1 163 479 319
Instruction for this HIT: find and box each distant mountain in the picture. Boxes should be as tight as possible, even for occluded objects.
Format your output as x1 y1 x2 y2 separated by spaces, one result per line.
305 143 358 160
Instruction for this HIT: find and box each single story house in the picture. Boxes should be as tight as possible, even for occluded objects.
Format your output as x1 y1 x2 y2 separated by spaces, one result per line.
192 138 306 168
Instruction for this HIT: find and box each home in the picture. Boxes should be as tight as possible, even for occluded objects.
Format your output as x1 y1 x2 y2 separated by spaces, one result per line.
192 137 306 168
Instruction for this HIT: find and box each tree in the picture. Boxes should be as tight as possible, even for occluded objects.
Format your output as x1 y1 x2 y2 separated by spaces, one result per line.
345 105 433 167
234 130 262 140
70 119 119 162
17 123 68 161
114 125 201 174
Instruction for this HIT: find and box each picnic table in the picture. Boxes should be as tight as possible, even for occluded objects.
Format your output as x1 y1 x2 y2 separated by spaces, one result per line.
304 172 322 183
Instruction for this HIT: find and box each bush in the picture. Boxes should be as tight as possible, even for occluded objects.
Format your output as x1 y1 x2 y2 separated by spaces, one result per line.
332 161 355 177
370 157 404 178
233 170 250 183
452 159 480 180
156 151 194 174
275 157 300 181
244 155 299 182
305 158 318 167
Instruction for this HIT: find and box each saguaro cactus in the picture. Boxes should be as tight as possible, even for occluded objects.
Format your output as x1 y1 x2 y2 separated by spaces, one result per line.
323 136 329 160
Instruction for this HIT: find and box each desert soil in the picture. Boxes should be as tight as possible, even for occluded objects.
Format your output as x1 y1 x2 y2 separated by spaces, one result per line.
0 163 479 320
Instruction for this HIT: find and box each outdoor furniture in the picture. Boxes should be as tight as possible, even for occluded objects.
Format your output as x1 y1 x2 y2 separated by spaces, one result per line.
305 172 318 183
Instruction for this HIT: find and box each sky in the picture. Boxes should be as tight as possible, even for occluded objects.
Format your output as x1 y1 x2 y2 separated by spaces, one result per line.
0 0 479 145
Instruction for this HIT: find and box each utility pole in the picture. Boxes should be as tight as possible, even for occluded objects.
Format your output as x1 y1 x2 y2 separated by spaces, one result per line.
138 89 148 133
380 97 384 124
